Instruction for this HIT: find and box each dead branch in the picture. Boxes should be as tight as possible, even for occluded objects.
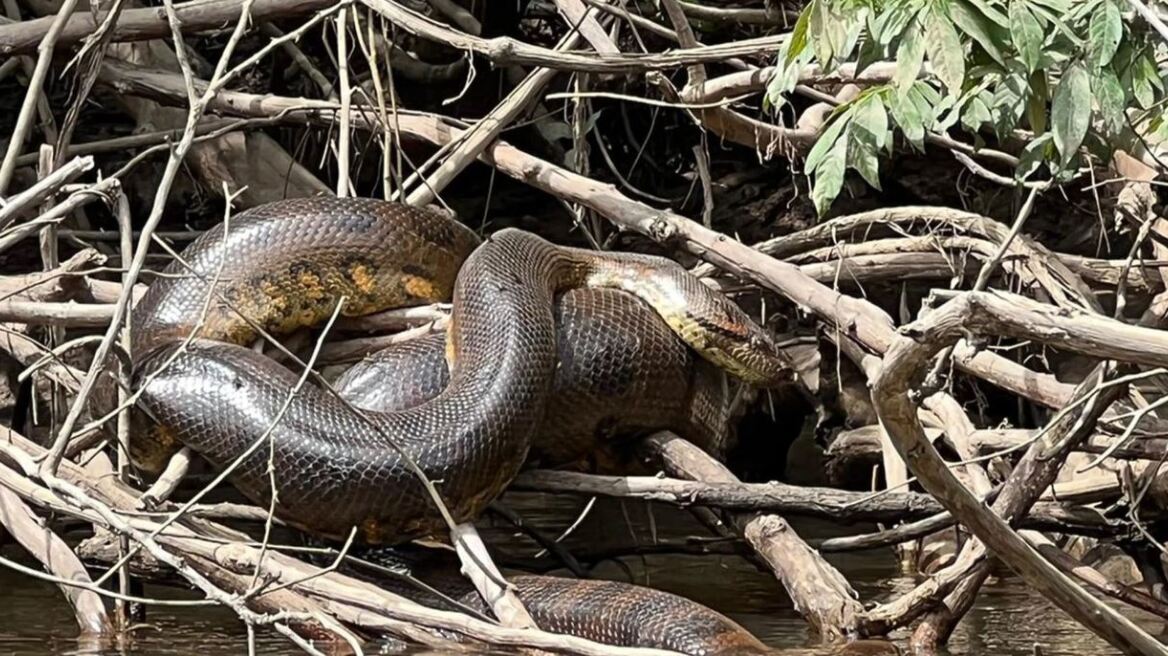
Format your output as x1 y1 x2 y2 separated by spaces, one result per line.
0 155 93 228
360 0 785 73
510 469 1117 534
0 487 111 635
829 425 1168 464
639 432 863 640
0 0 338 55
871 291 1168 654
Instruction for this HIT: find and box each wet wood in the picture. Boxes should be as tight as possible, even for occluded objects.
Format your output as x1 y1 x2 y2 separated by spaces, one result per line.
0 487 111 635
639 432 863 640
2 4 1167 654
871 296 1167 654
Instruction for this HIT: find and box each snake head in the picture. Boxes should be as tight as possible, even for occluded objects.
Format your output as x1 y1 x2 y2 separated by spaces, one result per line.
681 295 795 388
712 324 795 388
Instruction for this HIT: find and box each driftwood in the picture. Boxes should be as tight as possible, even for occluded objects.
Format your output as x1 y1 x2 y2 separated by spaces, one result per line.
638 432 863 639
2 2 1168 655
511 469 1126 535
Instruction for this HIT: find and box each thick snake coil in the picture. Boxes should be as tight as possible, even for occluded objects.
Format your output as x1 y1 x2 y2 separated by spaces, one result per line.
130 197 791 654
334 286 739 469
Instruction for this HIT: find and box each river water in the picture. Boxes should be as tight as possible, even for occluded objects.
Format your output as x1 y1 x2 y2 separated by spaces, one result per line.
0 488 1162 655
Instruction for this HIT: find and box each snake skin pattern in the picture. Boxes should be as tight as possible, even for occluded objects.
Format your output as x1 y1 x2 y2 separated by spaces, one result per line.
344 544 771 655
129 197 789 653
335 287 736 468
500 577 770 654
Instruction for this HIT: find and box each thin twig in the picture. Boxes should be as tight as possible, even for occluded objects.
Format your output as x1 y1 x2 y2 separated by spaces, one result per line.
0 0 80 195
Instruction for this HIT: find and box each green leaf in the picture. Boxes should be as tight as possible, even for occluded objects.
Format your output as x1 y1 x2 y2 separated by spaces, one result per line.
1009 1 1043 73
1051 63 1090 167
812 134 849 216
1111 38 1134 79
838 8 867 63
1026 70 1048 135
1066 0 1103 23
809 0 834 68
1146 115 1163 135
915 82 944 107
1087 0 1122 69
765 63 796 114
809 0 851 70
852 95 890 151
1016 132 1053 180
855 31 885 75
848 136 883 190
1028 0 1071 12
873 0 917 45
1027 2 1083 46
785 4 813 65
966 0 1010 27
937 80 991 132
949 0 1008 66
1142 51 1163 91
804 110 852 173
827 6 854 64
925 8 966 94
962 93 993 132
990 69 1028 135
1092 65 1125 135
1153 116 1168 141
889 87 926 149
936 94 969 131
1132 50 1157 108
893 18 926 95
911 83 943 130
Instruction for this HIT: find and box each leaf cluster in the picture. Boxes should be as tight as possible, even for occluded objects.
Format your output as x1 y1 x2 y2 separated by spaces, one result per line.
767 0 1167 214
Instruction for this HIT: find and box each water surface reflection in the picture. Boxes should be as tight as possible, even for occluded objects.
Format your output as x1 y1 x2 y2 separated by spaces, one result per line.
0 490 1161 655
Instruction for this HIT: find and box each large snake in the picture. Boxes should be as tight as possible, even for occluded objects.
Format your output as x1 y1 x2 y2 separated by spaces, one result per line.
334 286 739 469
128 197 792 654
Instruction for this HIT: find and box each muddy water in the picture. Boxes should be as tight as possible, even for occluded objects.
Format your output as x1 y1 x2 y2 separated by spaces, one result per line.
0 488 1163 655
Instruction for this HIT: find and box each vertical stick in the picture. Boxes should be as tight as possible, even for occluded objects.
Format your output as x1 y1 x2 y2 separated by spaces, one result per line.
451 522 537 630
570 72 595 241
335 8 352 197
877 423 914 568
356 8 393 199
114 190 134 628
37 145 65 455
0 0 77 195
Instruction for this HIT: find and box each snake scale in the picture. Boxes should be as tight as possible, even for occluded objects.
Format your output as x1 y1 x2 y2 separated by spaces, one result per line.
334 286 739 469
128 197 792 654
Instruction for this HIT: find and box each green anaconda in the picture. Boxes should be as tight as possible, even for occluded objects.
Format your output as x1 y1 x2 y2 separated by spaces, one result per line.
334 286 739 469
127 197 792 654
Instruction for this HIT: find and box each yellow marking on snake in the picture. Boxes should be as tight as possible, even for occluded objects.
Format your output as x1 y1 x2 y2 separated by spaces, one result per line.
445 322 458 369
403 274 441 300
349 263 377 294
297 269 325 300
258 279 288 313
360 518 384 543
585 269 760 382
154 425 179 448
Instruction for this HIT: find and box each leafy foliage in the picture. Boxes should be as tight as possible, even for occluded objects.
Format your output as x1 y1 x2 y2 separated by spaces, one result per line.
766 0 1168 215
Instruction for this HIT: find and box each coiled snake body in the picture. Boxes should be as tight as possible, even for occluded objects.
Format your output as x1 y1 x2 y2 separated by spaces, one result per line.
130 197 789 654
335 286 738 469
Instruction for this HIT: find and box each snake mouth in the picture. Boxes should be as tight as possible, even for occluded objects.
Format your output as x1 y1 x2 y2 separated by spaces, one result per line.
712 348 794 387
681 313 793 387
